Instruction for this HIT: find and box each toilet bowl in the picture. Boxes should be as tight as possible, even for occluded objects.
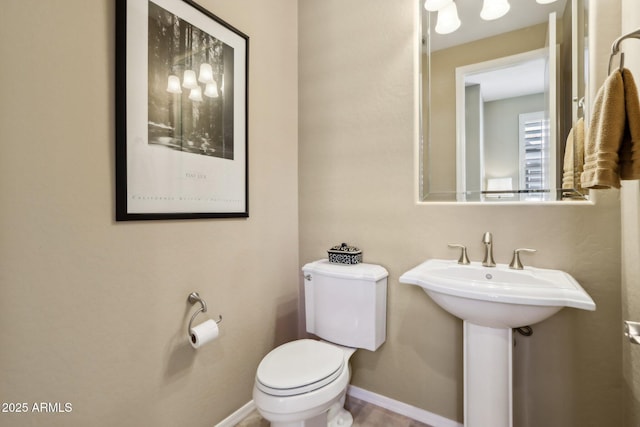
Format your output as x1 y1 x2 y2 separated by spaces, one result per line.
253 339 356 427
252 260 388 427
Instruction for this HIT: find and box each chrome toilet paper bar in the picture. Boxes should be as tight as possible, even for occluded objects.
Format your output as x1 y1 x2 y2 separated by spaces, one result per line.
187 292 222 338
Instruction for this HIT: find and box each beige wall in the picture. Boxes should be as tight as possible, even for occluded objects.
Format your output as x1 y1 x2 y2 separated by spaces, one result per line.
299 1 622 426
0 1 298 426
620 0 640 424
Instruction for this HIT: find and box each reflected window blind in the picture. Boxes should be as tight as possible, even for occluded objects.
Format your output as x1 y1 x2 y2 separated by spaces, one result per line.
519 112 547 192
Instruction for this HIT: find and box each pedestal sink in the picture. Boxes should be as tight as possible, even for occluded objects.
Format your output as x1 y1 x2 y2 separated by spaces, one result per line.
399 259 595 427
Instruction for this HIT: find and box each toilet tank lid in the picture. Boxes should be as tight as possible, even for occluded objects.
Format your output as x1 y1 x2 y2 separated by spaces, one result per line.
302 259 388 281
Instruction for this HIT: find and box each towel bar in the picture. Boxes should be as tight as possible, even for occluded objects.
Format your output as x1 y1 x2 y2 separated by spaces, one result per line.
608 28 640 74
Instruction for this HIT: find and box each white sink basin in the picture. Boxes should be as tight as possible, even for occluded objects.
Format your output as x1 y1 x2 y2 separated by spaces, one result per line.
399 259 596 328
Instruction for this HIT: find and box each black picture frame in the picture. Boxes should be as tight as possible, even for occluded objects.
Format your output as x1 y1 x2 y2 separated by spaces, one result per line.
116 0 249 220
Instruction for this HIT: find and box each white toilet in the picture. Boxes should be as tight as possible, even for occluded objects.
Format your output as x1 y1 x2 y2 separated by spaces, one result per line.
253 259 388 427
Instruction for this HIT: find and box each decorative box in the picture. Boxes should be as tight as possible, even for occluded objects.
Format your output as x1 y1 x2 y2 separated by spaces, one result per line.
328 243 363 265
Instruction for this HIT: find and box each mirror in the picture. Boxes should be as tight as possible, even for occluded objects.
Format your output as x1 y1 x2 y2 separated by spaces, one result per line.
420 0 589 202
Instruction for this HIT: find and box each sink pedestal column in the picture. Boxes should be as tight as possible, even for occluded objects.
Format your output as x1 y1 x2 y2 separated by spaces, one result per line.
464 322 512 427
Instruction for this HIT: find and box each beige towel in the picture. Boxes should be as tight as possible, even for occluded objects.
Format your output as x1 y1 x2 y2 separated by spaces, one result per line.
562 117 585 192
581 70 626 189
619 68 640 180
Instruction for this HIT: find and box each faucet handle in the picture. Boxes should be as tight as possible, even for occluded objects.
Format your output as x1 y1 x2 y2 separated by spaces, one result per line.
448 244 470 265
509 248 537 270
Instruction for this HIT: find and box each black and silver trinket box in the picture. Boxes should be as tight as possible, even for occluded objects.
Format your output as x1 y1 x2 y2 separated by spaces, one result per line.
327 243 363 265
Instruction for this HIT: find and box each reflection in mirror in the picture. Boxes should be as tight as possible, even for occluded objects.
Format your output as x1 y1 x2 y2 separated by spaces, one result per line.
420 0 589 202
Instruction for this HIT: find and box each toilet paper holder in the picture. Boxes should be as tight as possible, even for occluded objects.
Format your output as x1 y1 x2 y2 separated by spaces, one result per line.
187 292 222 337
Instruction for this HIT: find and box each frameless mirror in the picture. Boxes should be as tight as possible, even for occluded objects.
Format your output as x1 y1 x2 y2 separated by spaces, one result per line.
420 0 589 202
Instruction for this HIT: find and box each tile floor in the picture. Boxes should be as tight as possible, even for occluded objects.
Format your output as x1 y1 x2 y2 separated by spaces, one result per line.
234 396 434 427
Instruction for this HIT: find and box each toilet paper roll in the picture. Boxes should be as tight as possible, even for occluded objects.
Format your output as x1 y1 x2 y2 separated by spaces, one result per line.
189 319 219 349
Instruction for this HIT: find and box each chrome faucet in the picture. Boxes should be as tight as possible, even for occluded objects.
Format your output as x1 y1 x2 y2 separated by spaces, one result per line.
482 232 496 267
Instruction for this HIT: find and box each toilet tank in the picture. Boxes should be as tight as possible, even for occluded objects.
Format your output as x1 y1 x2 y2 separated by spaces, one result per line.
302 259 388 351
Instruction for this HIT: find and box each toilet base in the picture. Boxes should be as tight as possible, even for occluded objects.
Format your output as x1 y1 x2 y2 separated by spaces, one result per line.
267 399 353 427
270 412 326 427
327 406 353 427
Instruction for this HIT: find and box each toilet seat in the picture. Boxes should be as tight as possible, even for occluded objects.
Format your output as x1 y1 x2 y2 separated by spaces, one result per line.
256 339 345 397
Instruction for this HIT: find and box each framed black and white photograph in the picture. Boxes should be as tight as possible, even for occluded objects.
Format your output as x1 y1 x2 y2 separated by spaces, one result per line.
116 0 248 220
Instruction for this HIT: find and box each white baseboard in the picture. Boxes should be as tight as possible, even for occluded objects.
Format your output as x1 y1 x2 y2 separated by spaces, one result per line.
215 387 462 427
347 385 463 427
214 400 256 427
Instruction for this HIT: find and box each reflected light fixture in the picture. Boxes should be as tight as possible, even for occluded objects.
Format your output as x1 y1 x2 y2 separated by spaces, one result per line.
198 63 214 84
166 75 182 94
480 0 510 21
204 81 219 98
424 0 452 12
536 0 557 3
167 63 223 102
435 1 460 35
182 70 198 89
188 86 203 102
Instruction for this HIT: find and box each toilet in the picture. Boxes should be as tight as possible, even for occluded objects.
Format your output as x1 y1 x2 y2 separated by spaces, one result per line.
253 259 388 427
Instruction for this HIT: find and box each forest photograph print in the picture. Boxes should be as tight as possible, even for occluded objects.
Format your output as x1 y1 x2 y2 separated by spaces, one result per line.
116 0 248 220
